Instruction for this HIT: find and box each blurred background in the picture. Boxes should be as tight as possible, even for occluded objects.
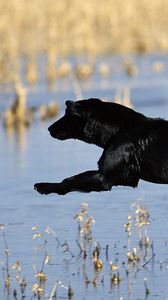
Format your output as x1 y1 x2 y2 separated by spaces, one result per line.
1 0 168 131
1 0 168 58
1 1 168 299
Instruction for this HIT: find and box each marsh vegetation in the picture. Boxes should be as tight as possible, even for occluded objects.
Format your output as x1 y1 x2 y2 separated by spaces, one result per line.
0 0 168 87
1 1 168 299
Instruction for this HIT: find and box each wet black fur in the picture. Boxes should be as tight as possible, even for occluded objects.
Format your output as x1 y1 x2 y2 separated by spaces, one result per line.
34 98 168 195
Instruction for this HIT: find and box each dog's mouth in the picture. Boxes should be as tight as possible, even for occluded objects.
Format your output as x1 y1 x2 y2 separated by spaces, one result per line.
48 127 68 140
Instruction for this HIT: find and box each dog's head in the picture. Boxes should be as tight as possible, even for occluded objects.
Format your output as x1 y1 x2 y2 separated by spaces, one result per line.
48 98 101 140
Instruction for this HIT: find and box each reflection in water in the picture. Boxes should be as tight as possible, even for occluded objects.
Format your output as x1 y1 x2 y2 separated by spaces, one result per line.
4 122 27 152
1 55 168 299
4 124 15 144
15 123 27 152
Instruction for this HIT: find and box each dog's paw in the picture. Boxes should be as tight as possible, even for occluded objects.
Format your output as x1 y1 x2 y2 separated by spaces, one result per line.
34 183 52 195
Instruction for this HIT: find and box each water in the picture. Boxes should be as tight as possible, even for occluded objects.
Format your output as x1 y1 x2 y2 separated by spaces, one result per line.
1 54 168 299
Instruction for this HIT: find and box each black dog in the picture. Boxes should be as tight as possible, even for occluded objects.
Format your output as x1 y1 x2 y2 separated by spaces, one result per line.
34 98 168 195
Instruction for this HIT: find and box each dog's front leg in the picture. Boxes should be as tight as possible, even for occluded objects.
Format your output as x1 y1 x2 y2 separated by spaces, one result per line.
34 170 112 195
34 182 64 195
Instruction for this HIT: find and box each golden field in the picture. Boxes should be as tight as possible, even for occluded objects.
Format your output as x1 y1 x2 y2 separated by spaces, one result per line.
1 0 168 58
0 0 168 85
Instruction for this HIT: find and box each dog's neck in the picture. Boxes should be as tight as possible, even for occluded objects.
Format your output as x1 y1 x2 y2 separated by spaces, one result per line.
83 118 119 148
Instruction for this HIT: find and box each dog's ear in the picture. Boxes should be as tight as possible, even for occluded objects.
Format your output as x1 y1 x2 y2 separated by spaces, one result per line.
65 100 82 117
66 98 102 117
66 100 74 108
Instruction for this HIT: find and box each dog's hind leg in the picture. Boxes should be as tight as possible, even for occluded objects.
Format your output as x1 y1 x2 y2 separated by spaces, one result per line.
34 170 112 195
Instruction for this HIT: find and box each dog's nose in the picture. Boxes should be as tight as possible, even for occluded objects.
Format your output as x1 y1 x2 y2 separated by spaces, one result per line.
48 125 51 132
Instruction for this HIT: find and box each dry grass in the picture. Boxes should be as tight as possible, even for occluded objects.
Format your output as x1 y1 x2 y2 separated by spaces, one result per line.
0 0 168 60
0 202 153 299
0 0 168 85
